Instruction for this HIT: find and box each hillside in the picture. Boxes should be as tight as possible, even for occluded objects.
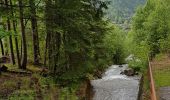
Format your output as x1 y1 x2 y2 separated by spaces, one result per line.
105 0 146 25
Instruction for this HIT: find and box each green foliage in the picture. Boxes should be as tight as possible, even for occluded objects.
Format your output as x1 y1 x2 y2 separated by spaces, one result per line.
105 0 146 24
154 69 170 87
9 90 35 100
0 28 12 39
0 0 130 82
131 0 170 56
45 0 116 83
57 70 85 85
159 36 170 53
103 25 127 64
152 54 170 88
154 53 164 60
128 0 170 71
59 87 78 100
0 0 148 99
127 29 149 71
128 58 145 72
1 80 16 89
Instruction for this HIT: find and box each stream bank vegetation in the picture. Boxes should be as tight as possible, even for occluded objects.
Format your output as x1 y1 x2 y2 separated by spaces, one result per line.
127 0 170 99
1 0 169 99
0 0 127 99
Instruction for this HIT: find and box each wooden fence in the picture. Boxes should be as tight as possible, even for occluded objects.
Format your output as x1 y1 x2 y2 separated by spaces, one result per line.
148 58 157 100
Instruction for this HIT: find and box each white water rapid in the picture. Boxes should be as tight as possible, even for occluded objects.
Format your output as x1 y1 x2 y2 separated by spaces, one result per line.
91 65 141 100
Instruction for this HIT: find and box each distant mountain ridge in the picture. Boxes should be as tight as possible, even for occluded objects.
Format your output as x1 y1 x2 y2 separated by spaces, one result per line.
105 0 146 24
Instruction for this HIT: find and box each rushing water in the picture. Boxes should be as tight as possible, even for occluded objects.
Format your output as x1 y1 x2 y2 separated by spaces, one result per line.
91 65 141 100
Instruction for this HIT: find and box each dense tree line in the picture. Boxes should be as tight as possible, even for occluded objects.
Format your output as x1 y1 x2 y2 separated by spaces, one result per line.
105 0 146 24
127 0 170 70
0 0 125 83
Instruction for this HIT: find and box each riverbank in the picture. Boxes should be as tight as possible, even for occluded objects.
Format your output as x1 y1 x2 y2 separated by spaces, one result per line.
0 62 106 100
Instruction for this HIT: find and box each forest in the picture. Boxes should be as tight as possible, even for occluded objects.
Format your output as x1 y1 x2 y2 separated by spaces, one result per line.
105 0 146 24
0 0 170 99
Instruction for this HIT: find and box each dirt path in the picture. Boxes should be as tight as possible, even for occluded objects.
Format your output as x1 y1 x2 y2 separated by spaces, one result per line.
151 54 170 100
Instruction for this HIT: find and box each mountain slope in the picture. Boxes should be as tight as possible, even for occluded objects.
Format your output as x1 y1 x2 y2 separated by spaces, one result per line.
105 0 146 24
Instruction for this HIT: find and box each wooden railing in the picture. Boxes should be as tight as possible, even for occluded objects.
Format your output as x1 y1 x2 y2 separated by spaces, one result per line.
148 58 157 100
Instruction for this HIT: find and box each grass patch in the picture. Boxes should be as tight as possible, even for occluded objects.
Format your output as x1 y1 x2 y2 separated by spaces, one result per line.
154 69 170 87
1 81 16 88
154 53 165 61
142 69 150 100
152 54 170 88
59 88 78 100
8 90 35 100
0 64 88 100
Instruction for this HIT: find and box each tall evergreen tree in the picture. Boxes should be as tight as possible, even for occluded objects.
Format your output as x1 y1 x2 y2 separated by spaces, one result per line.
4 0 15 64
29 0 40 65
10 0 21 68
19 0 27 69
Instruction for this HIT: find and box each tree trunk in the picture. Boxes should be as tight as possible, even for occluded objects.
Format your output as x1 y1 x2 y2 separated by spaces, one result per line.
29 0 40 65
43 33 49 66
1 3 8 56
5 0 15 65
45 0 61 74
4 37 8 56
0 7 4 56
10 0 21 68
0 39 4 56
19 0 27 69
45 0 52 70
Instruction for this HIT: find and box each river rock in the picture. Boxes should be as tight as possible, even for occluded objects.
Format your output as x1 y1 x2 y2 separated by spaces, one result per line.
122 68 135 76
94 70 102 78
119 65 123 68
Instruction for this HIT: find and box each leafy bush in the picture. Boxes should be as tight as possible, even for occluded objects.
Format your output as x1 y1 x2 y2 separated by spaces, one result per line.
128 58 144 72
103 25 127 64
